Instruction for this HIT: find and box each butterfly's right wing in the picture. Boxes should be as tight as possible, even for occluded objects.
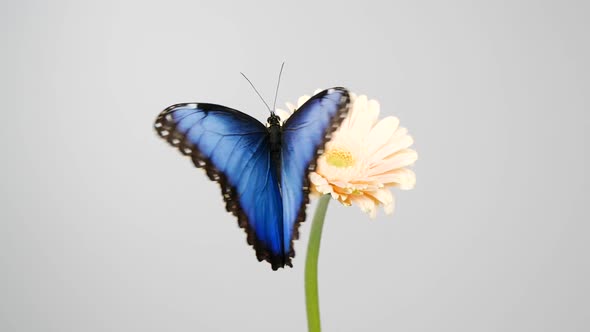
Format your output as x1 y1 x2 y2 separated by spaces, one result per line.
280 88 350 262
154 103 286 269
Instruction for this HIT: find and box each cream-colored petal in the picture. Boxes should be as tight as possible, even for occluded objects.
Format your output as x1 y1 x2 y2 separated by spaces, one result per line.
367 99 381 118
384 197 395 215
285 102 296 112
365 116 400 157
386 127 412 149
309 172 326 185
397 170 416 190
350 182 382 192
352 195 378 218
275 109 291 122
309 172 336 195
370 130 413 162
368 189 395 215
370 149 418 174
348 95 379 137
377 168 416 190
331 180 351 189
297 95 311 108
340 95 363 131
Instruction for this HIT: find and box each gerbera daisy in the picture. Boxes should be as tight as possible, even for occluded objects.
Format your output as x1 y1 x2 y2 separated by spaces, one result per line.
278 91 417 218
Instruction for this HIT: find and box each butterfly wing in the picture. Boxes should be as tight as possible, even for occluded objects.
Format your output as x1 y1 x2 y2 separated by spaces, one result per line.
154 103 287 269
280 88 351 262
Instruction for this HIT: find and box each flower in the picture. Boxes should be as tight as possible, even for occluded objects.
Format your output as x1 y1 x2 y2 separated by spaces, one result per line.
278 91 417 218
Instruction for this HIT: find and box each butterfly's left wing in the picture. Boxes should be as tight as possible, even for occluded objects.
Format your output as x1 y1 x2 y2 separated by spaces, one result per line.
154 103 287 269
280 88 351 263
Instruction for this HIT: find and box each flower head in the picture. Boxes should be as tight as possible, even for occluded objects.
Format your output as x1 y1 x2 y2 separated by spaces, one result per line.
278 91 417 218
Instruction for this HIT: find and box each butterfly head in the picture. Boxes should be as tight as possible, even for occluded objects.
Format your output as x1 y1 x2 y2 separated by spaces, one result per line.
267 113 281 126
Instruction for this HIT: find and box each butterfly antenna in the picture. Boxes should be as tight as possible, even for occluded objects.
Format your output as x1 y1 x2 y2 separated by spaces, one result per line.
240 72 272 113
272 62 285 113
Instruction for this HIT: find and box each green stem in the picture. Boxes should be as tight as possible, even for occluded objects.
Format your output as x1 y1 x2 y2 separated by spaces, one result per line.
305 194 331 332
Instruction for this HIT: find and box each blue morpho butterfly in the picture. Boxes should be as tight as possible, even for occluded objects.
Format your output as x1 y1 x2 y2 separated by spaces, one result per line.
154 82 350 270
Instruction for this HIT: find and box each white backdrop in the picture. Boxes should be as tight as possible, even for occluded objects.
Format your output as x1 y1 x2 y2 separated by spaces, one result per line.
1 1 589 331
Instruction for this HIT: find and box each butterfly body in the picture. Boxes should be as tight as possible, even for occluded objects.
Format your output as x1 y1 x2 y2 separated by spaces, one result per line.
267 114 283 182
155 88 350 269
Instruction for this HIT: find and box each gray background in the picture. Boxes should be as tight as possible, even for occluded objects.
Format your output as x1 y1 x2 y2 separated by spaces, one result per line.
1 0 589 331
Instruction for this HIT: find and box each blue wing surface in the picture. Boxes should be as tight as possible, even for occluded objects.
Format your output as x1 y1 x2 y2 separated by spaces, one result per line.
154 103 286 269
280 88 350 260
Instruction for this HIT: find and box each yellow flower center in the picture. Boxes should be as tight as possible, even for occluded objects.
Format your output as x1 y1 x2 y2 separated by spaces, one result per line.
325 149 354 168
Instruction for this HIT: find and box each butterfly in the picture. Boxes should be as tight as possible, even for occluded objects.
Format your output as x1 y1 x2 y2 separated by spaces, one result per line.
154 87 350 270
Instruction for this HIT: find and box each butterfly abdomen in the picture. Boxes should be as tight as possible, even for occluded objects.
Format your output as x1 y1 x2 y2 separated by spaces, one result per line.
268 114 283 185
